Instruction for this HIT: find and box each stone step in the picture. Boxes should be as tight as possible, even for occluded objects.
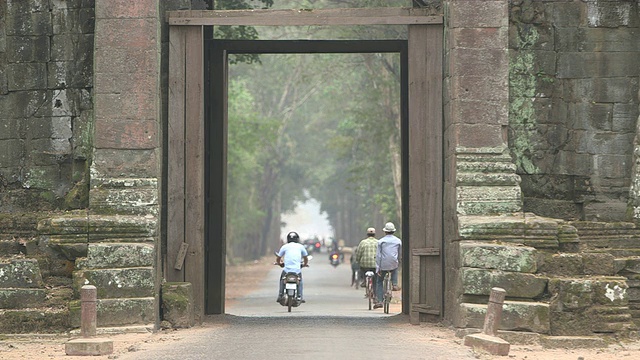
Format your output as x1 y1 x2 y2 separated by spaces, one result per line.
459 301 550 334
457 173 521 186
76 243 154 269
0 239 25 255
69 297 154 328
0 308 70 333
0 288 47 309
72 267 154 299
0 258 44 288
457 161 517 173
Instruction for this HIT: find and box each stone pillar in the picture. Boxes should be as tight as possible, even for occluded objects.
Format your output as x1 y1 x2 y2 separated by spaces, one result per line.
483 287 506 336
443 0 519 324
75 0 162 329
80 285 97 337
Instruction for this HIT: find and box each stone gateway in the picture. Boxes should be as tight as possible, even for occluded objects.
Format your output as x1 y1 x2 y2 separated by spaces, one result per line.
0 0 639 345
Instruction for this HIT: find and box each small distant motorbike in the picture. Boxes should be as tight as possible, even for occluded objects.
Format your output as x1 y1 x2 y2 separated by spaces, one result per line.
329 251 340 267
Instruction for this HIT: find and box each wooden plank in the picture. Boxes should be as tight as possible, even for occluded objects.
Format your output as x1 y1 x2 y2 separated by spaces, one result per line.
184 25 205 322
173 242 189 271
166 26 186 283
410 255 420 325
411 304 441 316
168 8 443 26
412 248 440 256
408 24 430 323
423 24 443 319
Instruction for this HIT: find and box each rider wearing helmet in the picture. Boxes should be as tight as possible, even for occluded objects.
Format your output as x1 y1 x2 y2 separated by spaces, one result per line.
275 231 309 303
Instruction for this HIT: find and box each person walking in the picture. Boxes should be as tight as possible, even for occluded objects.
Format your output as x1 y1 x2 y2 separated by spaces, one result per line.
374 222 402 309
356 227 378 295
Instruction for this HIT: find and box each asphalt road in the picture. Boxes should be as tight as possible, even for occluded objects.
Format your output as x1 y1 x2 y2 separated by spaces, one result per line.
116 254 476 360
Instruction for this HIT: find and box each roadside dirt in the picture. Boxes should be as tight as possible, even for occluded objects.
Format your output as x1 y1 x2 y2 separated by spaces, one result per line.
1 257 639 359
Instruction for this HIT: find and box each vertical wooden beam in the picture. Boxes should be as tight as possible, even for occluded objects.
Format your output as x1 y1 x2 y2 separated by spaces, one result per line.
167 26 186 283
184 25 205 322
206 42 228 315
408 24 427 324
408 24 443 324
423 24 443 321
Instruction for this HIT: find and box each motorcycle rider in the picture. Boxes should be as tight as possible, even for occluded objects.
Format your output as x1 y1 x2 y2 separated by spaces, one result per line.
275 231 309 303
374 222 402 309
356 227 378 294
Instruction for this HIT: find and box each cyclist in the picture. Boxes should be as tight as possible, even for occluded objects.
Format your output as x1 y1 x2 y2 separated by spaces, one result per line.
374 222 402 309
275 231 309 303
356 227 378 296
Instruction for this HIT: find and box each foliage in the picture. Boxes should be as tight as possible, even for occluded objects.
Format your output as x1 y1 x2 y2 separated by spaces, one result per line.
226 0 405 260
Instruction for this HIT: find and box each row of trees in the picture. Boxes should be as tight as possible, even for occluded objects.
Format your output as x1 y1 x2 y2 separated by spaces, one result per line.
223 0 408 261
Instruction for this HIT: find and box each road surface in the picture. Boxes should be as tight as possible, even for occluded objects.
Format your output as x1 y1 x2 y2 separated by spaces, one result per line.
116 254 476 360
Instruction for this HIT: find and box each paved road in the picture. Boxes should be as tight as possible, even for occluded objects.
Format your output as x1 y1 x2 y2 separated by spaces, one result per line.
117 254 476 360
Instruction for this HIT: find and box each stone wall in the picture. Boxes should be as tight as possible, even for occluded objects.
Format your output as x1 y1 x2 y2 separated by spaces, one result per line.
509 0 640 222
456 214 639 337
0 0 94 212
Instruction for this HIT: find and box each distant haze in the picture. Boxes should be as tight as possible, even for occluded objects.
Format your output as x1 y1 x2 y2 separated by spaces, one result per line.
281 198 333 241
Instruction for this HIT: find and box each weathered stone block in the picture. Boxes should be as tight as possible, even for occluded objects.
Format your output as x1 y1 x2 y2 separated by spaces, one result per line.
91 149 159 179
539 335 606 349
449 0 508 28
76 243 154 269
48 60 93 88
0 288 47 309
564 78 639 103
612 103 639 132
52 8 95 34
94 119 158 149
450 27 507 50
65 338 113 356
459 301 550 334
0 259 44 288
548 2 584 28
95 0 158 19
558 52 639 79
0 139 24 166
451 75 508 103
162 282 194 328
6 63 47 90
550 311 593 336
51 34 93 61
549 277 628 311
556 28 640 52
5 6 51 36
72 268 154 299
464 333 510 356
460 242 537 273
69 297 155 327
450 48 508 77
538 253 583 276
6 35 50 62
586 1 639 28
0 309 69 333
583 253 616 276
461 268 547 298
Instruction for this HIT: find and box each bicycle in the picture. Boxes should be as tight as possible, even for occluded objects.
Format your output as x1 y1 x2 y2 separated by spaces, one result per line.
364 270 376 310
382 271 392 314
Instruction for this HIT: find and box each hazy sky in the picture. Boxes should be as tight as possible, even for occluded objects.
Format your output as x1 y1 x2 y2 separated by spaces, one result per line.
281 198 333 241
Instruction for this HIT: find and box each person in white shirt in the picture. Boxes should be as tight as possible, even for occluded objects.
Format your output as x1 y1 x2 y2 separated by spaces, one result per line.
374 222 402 309
275 231 309 303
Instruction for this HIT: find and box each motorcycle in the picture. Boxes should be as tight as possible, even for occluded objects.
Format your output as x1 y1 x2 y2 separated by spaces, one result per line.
274 252 310 312
279 272 302 312
329 251 340 267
